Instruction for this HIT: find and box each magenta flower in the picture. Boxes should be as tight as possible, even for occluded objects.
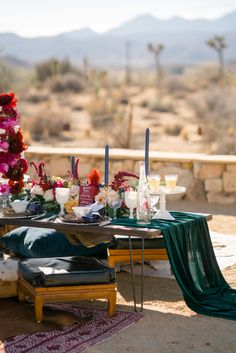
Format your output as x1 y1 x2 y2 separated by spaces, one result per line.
0 184 10 195
0 162 9 174
0 152 18 174
0 141 9 151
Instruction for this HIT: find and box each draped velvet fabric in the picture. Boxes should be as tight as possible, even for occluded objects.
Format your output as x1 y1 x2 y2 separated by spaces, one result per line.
113 212 236 320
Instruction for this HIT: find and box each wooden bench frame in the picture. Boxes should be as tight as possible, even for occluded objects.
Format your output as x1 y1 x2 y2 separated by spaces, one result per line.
107 248 168 268
18 275 117 322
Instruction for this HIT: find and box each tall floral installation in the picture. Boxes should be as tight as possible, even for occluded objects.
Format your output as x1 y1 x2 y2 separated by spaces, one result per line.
0 92 28 196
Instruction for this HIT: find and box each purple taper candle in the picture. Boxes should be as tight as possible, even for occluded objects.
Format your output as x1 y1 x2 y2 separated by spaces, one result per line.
104 145 109 187
145 128 150 176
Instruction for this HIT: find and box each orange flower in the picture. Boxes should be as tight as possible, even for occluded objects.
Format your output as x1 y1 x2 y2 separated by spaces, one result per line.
87 168 101 186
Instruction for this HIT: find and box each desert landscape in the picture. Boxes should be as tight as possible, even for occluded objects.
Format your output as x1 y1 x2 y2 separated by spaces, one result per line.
14 67 236 157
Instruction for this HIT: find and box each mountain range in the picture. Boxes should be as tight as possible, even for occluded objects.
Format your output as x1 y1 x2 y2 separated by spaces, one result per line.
0 11 236 68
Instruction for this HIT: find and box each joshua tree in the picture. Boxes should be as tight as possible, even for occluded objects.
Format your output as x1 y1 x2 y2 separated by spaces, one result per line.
207 35 227 82
125 41 132 85
147 43 164 86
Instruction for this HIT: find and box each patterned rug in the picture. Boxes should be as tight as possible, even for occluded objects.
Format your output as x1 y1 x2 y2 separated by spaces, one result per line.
0 303 142 353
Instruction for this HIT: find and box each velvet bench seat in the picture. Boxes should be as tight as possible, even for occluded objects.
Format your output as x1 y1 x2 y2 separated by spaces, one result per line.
107 235 168 267
18 256 117 322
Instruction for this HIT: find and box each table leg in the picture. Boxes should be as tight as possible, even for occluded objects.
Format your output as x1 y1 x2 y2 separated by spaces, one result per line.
128 236 145 312
128 236 137 311
141 237 144 311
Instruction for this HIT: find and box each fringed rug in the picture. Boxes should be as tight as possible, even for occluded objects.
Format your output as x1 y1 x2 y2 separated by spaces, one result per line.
0 303 142 353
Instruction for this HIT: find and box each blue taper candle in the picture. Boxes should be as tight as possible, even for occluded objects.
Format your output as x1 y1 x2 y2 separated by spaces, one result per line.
145 128 150 176
104 145 109 187
70 156 75 177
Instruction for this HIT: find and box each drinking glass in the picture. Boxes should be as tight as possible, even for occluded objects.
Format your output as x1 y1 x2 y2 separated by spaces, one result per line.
165 174 178 190
147 174 161 194
108 198 122 220
55 187 70 216
147 175 161 216
0 194 9 211
124 190 137 219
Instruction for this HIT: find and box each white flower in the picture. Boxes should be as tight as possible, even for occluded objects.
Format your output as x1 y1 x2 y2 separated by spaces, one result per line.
30 185 44 196
70 185 80 197
95 189 107 205
43 189 54 201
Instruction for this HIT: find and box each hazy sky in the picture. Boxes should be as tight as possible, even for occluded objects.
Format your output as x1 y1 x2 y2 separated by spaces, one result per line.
1 0 236 37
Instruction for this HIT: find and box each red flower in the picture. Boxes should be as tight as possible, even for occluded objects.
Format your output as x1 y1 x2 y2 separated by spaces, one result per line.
6 158 28 181
0 106 19 129
8 179 25 194
7 128 28 154
0 92 17 107
110 171 139 191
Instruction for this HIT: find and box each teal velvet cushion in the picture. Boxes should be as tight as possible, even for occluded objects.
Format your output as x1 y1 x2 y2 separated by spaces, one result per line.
0 227 107 258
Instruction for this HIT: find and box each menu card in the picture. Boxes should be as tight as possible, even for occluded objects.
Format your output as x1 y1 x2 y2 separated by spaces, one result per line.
79 185 97 205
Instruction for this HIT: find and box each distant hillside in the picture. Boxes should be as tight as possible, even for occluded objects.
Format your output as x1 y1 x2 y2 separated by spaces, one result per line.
0 11 236 68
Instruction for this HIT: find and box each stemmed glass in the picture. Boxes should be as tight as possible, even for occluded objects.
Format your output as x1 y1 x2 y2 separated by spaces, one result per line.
108 198 122 220
124 190 137 219
147 174 161 217
55 187 70 216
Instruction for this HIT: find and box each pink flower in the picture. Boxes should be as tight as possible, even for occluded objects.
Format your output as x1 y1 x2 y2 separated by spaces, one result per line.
0 163 9 174
0 117 19 130
0 152 18 174
0 184 10 195
0 141 9 151
53 180 64 188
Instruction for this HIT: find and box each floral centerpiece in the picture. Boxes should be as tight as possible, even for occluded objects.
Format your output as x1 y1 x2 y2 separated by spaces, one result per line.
65 157 102 213
95 171 139 217
0 92 28 195
29 161 69 212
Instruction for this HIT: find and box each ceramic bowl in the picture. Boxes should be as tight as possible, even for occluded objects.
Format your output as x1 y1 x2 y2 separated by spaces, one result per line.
10 200 29 213
72 206 91 218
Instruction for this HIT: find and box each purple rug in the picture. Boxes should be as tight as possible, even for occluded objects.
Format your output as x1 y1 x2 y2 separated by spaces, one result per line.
0 303 142 353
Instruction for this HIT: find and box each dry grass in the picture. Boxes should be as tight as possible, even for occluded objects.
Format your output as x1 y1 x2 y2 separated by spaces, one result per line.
12 62 236 153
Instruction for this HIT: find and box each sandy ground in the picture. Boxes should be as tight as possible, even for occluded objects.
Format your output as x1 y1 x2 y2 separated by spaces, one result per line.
86 201 236 353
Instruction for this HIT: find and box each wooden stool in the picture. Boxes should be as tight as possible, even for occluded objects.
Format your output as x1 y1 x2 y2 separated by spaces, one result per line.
17 256 117 322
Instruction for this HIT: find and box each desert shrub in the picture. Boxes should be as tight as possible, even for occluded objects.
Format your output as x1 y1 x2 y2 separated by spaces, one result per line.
86 97 117 117
139 100 149 108
50 73 84 92
24 92 49 103
0 60 16 91
164 75 187 94
165 124 182 136
183 64 220 91
150 100 175 113
188 86 236 154
35 58 79 82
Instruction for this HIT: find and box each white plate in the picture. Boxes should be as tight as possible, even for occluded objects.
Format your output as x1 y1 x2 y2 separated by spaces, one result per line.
156 186 186 195
0 212 46 220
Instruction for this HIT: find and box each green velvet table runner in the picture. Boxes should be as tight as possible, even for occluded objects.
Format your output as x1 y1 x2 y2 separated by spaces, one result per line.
112 212 236 320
